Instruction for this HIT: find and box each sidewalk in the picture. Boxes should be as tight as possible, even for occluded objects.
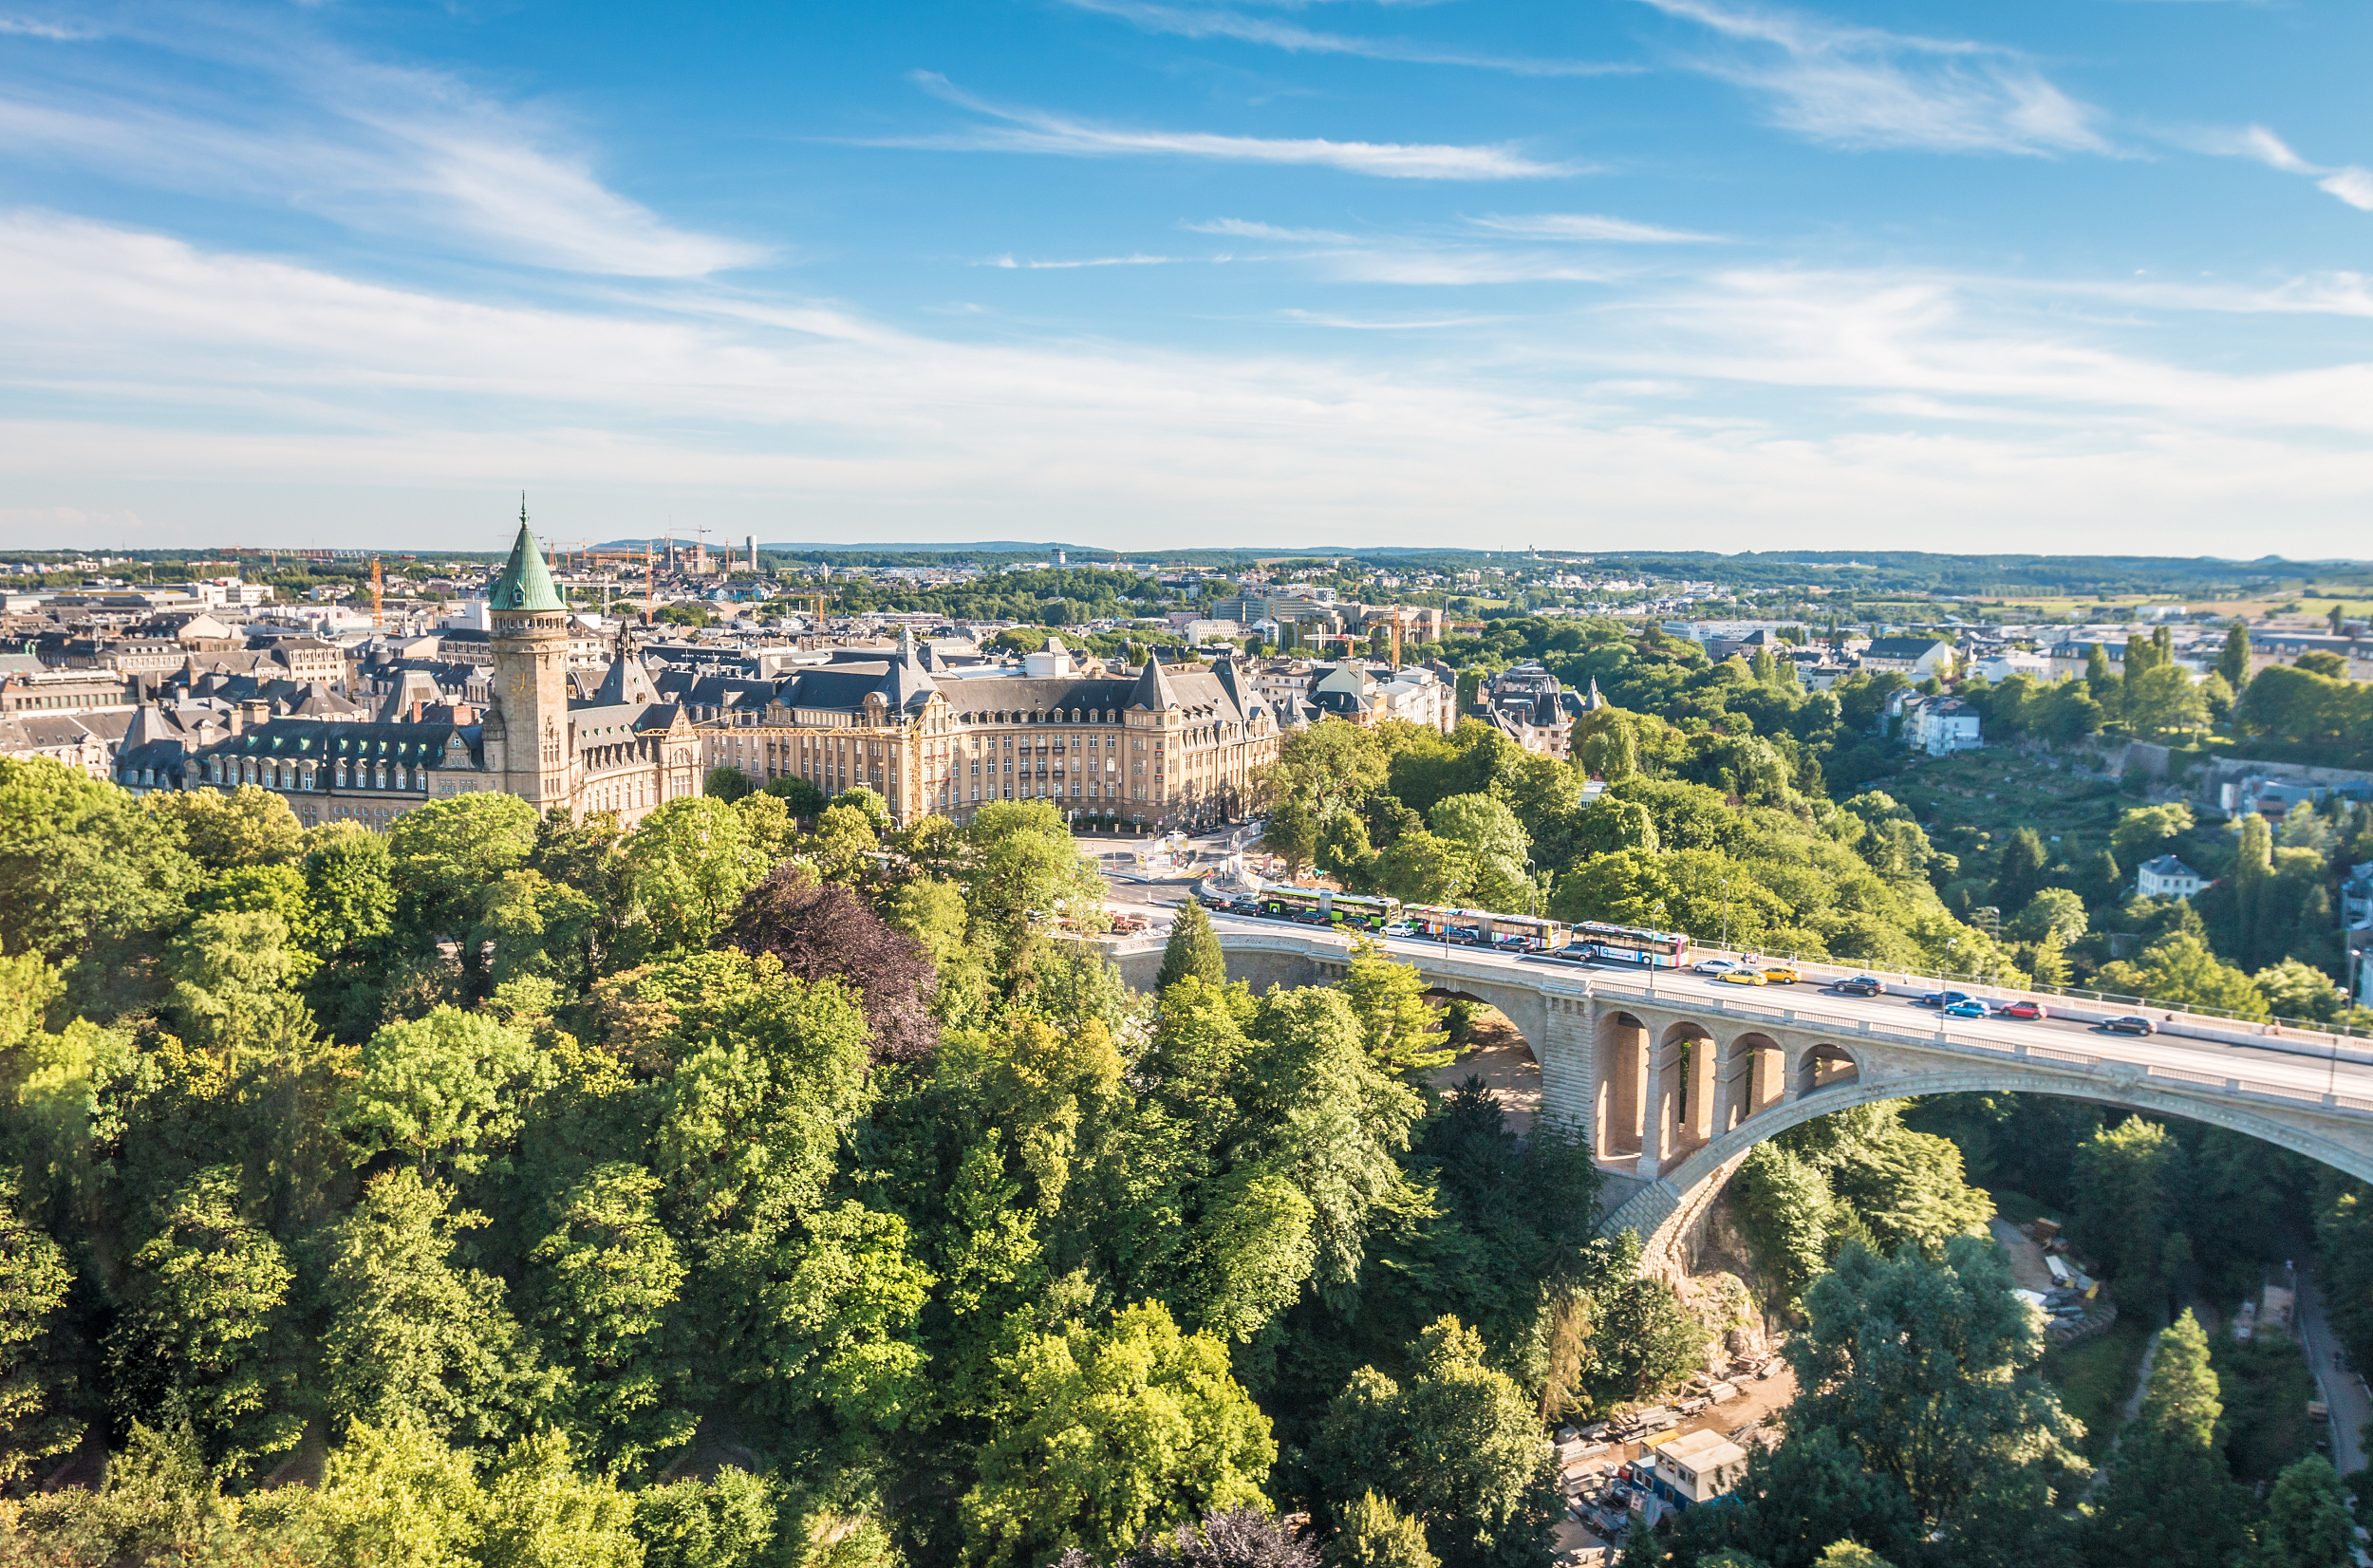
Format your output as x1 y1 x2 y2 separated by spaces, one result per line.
2293 1260 2368 1476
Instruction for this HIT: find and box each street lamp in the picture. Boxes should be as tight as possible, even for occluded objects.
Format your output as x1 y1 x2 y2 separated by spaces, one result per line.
1721 877 1730 954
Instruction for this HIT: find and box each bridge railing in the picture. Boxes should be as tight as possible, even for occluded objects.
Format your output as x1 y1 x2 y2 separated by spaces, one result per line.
1650 934 2369 1046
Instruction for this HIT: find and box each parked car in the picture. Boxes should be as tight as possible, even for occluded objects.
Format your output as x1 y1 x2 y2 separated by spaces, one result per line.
1999 999 2047 1020
2102 1015 2158 1036
1759 965 1801 985
1834 975 1884 996
1693 958 1742 976
1942 999 1990 1019
1717 969 1768 986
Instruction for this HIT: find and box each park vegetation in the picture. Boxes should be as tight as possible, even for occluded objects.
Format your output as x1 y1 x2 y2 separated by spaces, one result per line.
0 756 1691 1568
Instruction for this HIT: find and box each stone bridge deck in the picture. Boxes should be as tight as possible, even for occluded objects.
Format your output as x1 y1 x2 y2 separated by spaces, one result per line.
1095 920 2373 1277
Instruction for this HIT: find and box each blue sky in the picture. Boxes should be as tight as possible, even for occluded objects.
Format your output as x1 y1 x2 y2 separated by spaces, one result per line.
3 0 2370 555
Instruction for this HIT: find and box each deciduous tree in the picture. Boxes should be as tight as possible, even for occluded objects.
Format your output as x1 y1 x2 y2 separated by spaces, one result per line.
1305 1316 1559 1568
962 1300 1274 1568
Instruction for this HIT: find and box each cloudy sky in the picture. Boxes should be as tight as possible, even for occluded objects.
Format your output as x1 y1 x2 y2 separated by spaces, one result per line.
2 0 2369 554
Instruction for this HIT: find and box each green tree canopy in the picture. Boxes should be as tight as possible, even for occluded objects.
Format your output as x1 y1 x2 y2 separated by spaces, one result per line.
961 1300 1274 1568
1305 1316 1559 1568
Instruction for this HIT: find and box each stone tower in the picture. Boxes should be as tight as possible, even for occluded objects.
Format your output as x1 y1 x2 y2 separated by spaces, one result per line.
482 501 574 814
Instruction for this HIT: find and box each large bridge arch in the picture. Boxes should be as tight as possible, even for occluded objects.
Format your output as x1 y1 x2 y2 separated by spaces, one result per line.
1153 924 2373 1281
1613 1068 2373 1279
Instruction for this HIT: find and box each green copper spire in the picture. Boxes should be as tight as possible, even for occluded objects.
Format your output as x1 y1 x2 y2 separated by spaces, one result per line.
489 495 565 613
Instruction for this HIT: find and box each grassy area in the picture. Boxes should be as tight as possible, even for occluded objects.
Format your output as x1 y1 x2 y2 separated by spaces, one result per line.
2214 1329 2321 1484
1887 749 2127 868
2043 1317 2153 1461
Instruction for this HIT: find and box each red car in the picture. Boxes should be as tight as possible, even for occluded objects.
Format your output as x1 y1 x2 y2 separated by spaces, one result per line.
1998 999 2047 1020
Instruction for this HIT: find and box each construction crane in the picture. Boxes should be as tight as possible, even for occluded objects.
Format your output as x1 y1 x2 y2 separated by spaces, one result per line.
370 556 384 629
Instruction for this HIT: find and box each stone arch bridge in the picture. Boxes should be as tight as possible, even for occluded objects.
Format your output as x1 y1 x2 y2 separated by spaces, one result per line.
1102 924 2373 1278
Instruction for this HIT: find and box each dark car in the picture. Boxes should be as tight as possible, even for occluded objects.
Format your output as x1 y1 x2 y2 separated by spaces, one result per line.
2102 1015 2158 1036
1917 989 1976 1009
1999 999 2047 1020
1834 975 1884 996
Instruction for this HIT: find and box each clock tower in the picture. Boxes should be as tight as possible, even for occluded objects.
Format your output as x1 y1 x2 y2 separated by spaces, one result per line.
482 499 574 814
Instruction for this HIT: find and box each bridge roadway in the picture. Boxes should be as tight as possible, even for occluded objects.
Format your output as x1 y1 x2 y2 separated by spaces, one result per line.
1115 914 2373 1276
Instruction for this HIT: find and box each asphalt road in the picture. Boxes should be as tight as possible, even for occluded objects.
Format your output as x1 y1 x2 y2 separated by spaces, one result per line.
2293 1259 2369 1475
1165 906 2373 1106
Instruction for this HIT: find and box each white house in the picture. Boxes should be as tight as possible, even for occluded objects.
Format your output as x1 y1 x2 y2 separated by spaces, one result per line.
1972 650 2052 683
2137 855 2205 900
1861 637 1956 680
1904 694 1982 756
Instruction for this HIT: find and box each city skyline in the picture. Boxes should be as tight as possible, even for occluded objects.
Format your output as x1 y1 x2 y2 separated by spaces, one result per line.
2 0 2370 552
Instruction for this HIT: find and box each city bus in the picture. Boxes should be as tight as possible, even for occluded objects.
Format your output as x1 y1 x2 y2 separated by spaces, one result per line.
1485 913 1571 953
1325 893 1399 932
1254 887 1403 930
1571 922 1692 968
1403 906 1571 952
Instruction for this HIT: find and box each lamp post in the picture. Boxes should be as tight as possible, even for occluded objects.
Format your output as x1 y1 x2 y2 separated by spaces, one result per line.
1721 877 1731 955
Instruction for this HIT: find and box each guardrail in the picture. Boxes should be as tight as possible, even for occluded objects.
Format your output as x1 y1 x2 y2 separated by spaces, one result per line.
1097 920 2373 1121
1654 940 2367 1045
1598 973 2373 1121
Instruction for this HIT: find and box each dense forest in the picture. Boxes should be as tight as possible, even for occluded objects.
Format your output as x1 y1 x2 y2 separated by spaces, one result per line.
0 758 1697 1566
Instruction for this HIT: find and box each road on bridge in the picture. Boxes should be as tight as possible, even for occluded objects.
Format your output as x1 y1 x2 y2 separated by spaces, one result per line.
1180 908 2373 1110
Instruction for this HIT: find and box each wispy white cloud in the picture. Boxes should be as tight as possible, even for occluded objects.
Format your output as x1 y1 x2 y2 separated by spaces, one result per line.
1636 0 2108 156
0 15 96 40
1054 0 1637 77
1185 217 1358 241
2192 124 2373 212
1277 308 1502 329
981 252 1182 269
0 24 761 275
901 72 1573 179
1469 213 1727 243
5 215 2372 553
1313 247 1611 285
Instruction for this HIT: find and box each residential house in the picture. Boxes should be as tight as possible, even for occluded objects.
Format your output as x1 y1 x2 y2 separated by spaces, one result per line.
1902 694 1981 756
1860 637 1956 680
2137 855 2205 901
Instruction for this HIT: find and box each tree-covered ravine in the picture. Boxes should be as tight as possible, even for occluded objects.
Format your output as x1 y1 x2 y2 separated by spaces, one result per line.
2 687 2369 1565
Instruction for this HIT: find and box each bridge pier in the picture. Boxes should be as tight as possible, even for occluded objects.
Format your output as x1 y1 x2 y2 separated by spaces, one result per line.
1139 926 2373 1282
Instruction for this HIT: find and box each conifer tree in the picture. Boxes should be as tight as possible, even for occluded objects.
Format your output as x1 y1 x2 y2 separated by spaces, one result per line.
2233 812 2274 969
1157 900 1228 993
2218 623 2252 689
2080 1312 2250 1568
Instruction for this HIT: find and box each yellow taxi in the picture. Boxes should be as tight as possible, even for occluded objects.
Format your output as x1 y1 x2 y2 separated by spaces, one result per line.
1759 965 1801 985
1716 968 1767 986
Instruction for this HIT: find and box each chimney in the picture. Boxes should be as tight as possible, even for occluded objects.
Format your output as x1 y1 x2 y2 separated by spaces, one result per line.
409 699 424 724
